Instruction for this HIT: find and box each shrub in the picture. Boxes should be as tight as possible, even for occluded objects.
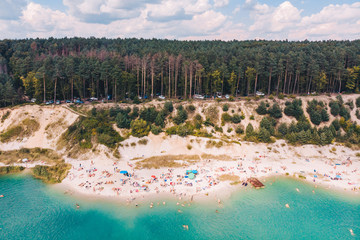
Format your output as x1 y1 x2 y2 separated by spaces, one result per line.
214 126 223 133
260 117 275 135
256 101 268 115
155 111 166 128
331 119 340 131
227 128 233 133
278 93 285 99
91 107 97 117
329 101 340 116
151 125 162 135
1 111 10 123
345 100 354 110
339 106 350 120
278 123 288 136
140 107 159 123
131 119 150 137
321 109 329 122
138 138 148 145
258 128 271 143
235 125 244 134
163 101 174 114
284 99 303 120
222 104 229 112
307 100 327 125
173 106 188 125
221 113 232 123
250 115 255 120
32 163 71 183
186 104 196 113
130 107 139 119
356 109 360 120
231 114 241 124
245 123 255 137
268 103 283 118
116 112 131 129
204 106 219 124
356 97 360 108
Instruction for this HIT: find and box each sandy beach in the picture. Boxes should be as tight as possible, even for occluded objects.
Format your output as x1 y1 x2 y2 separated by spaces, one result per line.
57 135 360 205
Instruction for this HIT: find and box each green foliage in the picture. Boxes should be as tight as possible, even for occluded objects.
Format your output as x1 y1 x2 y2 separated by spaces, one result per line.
231 114 241 124
331 119 340 131
306 100 328 125
221 113 232 123
268 103 282 118
278 123 288 136
173 106 188 125
32 163 71 183
131 119 150 137
91 107 97 117
260 117 275 135
186 104 196 113
250 115 255 120
140 107 158 124
329 101 340 116
0 125 23 142
116 112 131 129
258 128 271 143
163 101 174 115
1 111 10 123
284 99 304 120
255 101 268 115
356 109 360 120
151 125 162 135
222 104 229 112
356 97 360 108
245 123 255 137
0 166 25 175
155 111 166 128
345 100 354 110
165 123 194 137
235 125 244 134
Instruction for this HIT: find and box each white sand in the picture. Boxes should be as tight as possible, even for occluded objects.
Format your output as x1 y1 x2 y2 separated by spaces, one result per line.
59 135 360 205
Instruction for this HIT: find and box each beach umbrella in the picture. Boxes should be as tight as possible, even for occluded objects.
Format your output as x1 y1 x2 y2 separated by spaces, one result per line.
120 170 128 174
188 173 195 180
151 175 156 178
192 170 198 174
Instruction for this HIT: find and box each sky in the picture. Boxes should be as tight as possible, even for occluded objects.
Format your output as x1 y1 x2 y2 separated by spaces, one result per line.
0 0 359 40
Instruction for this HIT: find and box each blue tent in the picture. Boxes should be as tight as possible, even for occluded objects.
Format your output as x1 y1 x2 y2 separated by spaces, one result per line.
336 175 342 178
192 170 198 174
120 170 128 174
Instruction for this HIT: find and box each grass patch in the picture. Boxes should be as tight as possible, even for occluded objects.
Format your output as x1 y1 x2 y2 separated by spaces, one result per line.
201 153 232 161
135 154 200 169
206 140 224 148
32 163 71 183
138 138 148 145
218 174 240 182
0 118 40 142
0 148 63 165
0 166 25 175
1 111 10 123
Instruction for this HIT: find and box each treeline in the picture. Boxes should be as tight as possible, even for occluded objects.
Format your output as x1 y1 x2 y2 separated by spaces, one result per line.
0 38 360 106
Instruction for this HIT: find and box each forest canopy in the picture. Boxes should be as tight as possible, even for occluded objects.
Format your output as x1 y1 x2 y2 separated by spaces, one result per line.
0 38 359 107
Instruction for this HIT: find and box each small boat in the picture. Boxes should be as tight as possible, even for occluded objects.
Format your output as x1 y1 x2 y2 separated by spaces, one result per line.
285 204 290 208
349 229 355 236
0 195 4 198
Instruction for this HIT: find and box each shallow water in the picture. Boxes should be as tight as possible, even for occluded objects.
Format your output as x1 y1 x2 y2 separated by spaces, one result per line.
0 174 359 240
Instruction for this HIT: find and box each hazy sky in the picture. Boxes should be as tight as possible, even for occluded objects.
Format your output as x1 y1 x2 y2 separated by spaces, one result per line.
0 0 359 40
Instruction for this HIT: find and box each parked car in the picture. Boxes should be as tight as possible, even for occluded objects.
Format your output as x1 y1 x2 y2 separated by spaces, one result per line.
75 99 84 104
30 98 36 103
158 95 165 100
66 100 72 103
256 91 265 96
193 94 204 100
89 97 98 101
56 100 61 105
225 94 230 99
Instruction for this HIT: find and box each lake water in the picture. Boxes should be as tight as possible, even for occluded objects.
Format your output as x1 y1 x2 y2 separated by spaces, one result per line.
0 174 359 240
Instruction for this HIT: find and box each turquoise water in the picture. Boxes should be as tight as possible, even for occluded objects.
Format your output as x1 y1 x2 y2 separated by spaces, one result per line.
0 175 359 240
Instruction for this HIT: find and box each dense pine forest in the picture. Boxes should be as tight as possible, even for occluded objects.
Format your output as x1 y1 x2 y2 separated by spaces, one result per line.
0 38 359 107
